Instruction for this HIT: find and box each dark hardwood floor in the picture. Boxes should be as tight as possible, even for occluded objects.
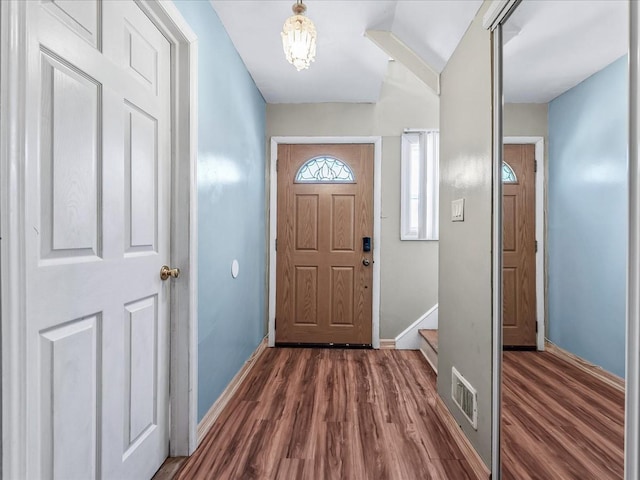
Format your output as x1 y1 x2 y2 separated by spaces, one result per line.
175 347 625 479
176 348 478 480
502 351 625 480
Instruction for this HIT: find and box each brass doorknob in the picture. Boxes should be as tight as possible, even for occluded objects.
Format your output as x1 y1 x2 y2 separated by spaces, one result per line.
362 258 371 267
160 265 180 281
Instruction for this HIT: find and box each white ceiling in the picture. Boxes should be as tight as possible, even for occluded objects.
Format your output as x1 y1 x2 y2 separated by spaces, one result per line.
210 0 628 105
504 0 628 103
210 0 483 103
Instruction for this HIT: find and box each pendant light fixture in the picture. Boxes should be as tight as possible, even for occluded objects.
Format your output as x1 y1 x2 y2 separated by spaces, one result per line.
281 0 317 71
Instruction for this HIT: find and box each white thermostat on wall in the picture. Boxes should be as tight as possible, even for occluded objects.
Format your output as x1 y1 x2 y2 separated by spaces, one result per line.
452 198 465 222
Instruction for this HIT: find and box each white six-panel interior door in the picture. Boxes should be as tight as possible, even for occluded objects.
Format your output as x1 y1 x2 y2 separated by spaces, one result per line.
25 1 172 477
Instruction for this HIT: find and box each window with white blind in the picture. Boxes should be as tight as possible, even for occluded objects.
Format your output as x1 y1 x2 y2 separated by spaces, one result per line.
401 130 439 240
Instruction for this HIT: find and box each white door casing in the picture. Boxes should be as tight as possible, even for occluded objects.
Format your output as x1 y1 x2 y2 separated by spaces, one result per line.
137 0 200 458
19 1 171 478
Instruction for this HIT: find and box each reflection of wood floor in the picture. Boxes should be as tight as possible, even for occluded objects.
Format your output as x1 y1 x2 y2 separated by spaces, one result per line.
175 348 478 480
502 351 625 480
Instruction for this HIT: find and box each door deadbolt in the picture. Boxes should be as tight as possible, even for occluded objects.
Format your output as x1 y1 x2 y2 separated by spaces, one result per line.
160 265 180 281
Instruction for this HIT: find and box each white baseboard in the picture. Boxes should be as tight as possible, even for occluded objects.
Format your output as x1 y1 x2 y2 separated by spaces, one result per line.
433 397 490 479
395 304 438 350
546 340 624 392
197 337 268 444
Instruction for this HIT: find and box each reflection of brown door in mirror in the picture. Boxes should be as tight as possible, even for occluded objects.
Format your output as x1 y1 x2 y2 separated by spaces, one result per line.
276 144 374 345
503 144 537 348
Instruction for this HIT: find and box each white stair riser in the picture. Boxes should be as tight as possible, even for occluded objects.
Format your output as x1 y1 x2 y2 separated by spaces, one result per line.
420 337 438 375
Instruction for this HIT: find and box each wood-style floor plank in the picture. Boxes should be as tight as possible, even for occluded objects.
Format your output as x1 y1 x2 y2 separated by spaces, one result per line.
176 348 623 480
502 351 624 480
152 457 187 480
175 348 476 480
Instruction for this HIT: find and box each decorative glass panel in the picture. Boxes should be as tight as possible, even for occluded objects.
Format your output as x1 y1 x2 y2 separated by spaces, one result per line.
502 162 517 183
295 156 355 183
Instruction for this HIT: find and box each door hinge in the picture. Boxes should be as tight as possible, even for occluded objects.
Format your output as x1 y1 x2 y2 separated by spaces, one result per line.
275 238 278 251
535 240 538 253
536 322 538 333
534 160 538 172
276 159 279 172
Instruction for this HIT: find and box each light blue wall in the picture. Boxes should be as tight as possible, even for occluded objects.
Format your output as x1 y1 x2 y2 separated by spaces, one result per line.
173 1 267 420
548 55 627 378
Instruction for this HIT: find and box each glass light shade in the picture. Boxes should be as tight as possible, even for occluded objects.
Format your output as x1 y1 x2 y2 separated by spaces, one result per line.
281 12 317 71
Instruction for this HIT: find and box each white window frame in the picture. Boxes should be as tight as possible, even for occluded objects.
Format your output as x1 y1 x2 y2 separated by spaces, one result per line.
401 129 439 240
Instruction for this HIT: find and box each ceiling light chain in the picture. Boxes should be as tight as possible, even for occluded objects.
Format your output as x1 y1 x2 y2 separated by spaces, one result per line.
281 0 317 71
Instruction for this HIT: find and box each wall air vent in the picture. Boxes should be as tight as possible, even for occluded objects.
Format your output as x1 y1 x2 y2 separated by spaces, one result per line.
451 367 478 430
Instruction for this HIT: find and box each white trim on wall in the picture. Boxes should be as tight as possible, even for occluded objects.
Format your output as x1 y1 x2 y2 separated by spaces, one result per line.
197 338 267 443
395 304 439 350
1 2 29 476
504 136 545 352
138 0 199 455
268 136 382 348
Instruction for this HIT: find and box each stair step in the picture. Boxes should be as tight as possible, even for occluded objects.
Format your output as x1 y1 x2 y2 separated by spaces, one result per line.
419 329 438 375
419 329 438 353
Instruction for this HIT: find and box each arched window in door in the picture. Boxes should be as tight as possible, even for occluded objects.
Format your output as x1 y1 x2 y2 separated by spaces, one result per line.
295 156 355 183
502 161 517 183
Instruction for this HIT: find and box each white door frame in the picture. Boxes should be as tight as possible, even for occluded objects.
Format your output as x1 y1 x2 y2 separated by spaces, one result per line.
0 1 199 476
268 136 382 348
504 136 545 351
138 0 199 457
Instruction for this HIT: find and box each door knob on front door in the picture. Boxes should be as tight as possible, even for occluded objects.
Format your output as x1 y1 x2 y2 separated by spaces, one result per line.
160 265 180 281
362 258 371 267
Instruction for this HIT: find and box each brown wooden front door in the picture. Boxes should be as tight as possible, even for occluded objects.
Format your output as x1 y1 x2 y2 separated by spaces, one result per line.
276 144 374 345
503 144 537 347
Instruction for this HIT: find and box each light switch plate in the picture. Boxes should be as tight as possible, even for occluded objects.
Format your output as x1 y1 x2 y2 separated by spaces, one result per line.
452 198 465 222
